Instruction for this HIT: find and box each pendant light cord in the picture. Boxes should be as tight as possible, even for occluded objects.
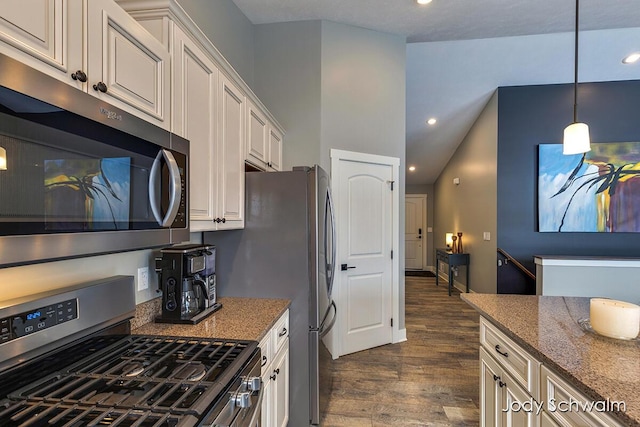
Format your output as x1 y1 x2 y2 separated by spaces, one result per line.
573 0 579 123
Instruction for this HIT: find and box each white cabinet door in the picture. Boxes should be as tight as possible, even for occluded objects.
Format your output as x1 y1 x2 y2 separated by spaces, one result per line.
268 126 283 171
480 348 502 427
216 74 245 229
500 372 537 427
481 347 537 427
0 0 83 89
172 26 218 228
272 341 289 427
261 372 273 427
259 310 289 427
246 100 268 169
87 0 170 129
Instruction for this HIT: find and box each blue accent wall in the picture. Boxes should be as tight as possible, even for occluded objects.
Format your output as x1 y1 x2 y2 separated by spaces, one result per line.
497 80 640 290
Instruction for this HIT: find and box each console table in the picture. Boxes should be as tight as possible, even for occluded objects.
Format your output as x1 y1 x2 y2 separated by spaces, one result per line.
436 248 470 296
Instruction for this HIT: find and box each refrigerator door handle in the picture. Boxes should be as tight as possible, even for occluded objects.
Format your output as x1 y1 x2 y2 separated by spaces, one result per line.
325 187 337 298
319 300 337 338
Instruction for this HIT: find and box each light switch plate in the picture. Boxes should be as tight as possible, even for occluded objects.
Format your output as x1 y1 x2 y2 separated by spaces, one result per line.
137 267 149 291
483 232 491 241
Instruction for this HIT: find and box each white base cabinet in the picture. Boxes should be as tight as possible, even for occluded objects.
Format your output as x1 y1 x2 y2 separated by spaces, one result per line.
0 0 170 129
479 317 624 427
259 310 290 427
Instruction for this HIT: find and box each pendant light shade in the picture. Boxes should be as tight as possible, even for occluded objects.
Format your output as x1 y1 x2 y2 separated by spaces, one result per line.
0 146 6 170
563 122 591 155
563 0 591 155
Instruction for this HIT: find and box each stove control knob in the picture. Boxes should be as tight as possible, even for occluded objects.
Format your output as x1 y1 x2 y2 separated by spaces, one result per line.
233 392 252 408
242 376 261 391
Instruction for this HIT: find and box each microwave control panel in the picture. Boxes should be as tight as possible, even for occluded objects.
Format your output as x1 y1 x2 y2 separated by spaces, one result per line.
0 298 78 344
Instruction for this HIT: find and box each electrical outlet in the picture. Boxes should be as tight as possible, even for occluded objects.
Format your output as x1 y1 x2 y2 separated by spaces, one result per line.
137 267 149 291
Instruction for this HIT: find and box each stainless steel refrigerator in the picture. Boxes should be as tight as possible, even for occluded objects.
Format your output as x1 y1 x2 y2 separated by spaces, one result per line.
205 165 337 426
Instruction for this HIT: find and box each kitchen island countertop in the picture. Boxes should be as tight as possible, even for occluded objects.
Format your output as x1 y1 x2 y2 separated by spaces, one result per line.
462 293 640 426
131 296 291 341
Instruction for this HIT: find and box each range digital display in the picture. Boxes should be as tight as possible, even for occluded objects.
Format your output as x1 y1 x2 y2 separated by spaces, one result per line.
0 298 77 344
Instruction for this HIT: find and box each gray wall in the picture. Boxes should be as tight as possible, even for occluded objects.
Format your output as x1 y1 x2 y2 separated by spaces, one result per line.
253 21 322 169
254 20 407 327
406 184 434 270
434 92 498 294
177 0 255 86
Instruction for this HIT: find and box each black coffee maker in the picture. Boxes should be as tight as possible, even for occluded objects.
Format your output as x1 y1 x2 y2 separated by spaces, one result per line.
155 243 221 324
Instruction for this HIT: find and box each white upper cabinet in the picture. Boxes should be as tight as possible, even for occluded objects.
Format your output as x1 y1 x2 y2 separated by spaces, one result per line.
268 125 283 171
0 0 170 129
246 100 269 169
86 1 170 128
171 25 219 228
117 0 286 230
216 74 245 229
246 99 283 171
0 0 82 89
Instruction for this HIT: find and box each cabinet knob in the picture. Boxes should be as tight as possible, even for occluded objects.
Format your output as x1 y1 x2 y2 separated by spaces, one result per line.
498 380 506 388
274 368 280 375
71 70 87 82
270 374 277 381
221 217 226 223
93 82 108 93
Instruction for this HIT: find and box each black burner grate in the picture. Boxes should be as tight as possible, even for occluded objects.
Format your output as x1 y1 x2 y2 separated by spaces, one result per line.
0 335 257 427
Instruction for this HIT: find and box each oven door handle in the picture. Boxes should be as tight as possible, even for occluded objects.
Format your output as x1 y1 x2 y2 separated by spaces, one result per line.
149 149 182 227
246 383 264 427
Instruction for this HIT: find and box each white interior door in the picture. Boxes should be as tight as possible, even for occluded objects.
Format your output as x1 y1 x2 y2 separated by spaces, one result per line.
405 195 426 270
332 152 395 356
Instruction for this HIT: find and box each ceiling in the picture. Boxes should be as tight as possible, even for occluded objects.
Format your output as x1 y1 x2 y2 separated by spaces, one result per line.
232 0 640 184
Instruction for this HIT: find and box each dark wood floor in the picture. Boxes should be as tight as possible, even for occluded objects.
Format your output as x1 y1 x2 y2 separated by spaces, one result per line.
322 276 481 426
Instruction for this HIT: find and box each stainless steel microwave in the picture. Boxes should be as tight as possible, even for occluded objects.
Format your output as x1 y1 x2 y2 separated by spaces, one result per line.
0 53 189 267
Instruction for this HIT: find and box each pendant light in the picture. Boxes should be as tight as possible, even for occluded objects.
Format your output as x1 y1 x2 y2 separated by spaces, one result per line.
563 0 591 155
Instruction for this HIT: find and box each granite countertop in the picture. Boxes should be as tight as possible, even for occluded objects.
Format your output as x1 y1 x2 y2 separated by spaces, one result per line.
131 296 290 342
462 293 640 427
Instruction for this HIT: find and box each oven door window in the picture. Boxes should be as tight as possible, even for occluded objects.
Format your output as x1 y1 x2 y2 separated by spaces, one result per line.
0 86 184 235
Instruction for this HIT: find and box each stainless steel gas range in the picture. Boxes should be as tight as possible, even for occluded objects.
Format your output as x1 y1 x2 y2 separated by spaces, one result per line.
0 276 262 427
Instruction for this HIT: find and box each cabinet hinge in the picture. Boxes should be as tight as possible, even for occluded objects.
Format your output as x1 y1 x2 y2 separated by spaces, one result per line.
387 180 394 191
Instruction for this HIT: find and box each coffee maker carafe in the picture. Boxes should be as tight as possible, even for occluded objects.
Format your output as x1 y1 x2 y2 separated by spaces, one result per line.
155 243 221 324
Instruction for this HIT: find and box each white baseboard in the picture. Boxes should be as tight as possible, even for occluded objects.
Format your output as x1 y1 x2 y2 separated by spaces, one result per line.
393 328 407 343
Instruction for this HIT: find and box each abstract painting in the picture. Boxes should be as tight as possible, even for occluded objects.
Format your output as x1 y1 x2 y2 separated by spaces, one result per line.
538 143 640 232
44 157 131 231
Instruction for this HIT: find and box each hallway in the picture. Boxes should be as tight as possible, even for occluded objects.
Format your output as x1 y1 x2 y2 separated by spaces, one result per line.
322 276 481 426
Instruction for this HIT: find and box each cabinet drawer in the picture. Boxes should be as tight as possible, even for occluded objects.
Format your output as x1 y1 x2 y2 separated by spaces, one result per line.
480 317 540 399
273 310 289 353
540 366 624 427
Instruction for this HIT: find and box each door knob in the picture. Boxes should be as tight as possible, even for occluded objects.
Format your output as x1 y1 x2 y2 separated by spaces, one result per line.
341 264 356 271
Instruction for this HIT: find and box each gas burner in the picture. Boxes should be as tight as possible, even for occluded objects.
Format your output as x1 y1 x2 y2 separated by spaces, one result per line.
172 362 207 382
122 361 146 377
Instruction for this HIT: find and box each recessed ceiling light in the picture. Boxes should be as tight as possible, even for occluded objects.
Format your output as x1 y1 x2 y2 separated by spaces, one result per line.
416 0 432 4
427 118 437 125
409 166 416 171
623 53 640 64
